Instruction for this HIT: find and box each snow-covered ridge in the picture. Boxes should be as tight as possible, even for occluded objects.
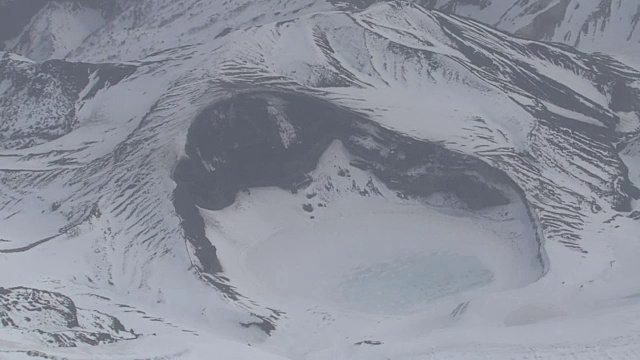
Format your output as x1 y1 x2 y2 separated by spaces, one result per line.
3 0 639 65
404 0 640 60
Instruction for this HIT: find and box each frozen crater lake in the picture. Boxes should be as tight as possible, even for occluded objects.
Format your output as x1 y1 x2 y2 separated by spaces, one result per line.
203 142 545 319
339 253 494 315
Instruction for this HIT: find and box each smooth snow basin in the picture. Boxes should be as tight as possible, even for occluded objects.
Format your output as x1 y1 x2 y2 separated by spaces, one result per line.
204 141 544 316
208 189 543 316
242 212 510 315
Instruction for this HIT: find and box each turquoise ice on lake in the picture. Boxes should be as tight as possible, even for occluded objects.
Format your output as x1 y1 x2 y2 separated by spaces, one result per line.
339 253 494 314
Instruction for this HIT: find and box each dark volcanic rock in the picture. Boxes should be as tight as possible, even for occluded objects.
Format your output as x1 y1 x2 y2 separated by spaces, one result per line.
0 52 135 149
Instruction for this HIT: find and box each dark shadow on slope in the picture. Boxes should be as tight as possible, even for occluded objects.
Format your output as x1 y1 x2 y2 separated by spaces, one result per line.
0 234 62 254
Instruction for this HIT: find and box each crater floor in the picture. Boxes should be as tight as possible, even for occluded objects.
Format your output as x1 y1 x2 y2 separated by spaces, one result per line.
202 141 544 334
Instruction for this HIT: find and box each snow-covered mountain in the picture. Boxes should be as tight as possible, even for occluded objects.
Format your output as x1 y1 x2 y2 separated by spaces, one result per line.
338 1 640 59
3 0 640 63
1 1 640 359
426 0 640 59
0 0 117 61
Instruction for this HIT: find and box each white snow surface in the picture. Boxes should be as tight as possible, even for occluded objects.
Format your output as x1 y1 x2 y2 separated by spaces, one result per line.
1 1 640 359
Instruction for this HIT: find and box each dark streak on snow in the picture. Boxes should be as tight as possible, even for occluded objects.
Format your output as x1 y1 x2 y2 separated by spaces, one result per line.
0 233 63 253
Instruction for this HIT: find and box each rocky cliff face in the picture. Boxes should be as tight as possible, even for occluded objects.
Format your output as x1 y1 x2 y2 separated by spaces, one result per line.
0 287 135 347
0 52 133 149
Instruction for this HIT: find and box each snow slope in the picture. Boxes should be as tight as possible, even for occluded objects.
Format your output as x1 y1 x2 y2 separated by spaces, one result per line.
3 0 639 64
1 1 640 359
427 0 640 60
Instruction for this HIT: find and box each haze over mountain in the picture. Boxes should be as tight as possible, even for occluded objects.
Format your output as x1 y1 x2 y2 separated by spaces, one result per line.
2 0 640 62
1 1 640 359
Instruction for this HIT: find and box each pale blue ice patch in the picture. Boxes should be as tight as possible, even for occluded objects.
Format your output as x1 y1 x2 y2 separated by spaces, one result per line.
338 253 494 315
